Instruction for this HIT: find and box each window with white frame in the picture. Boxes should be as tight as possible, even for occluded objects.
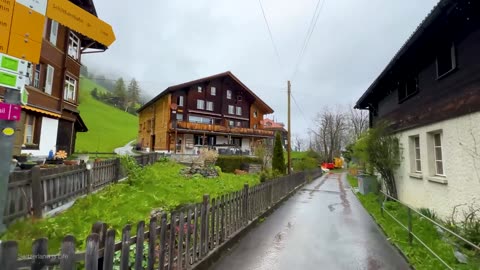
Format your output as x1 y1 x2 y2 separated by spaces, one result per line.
206 101 214 111
253 110 258 118
68 32 80 60
177 96 184 106
228 105 234 114
64 75 77 102
436 43 456 78
410 136 421 172
197 99 205 110
211 87 216 96
197 86 202 93
236 106 242 116
228 120 234 127
24 114 35 144
33 64 41 89
433 133 444 175
227 90 232 99
49 20 59 46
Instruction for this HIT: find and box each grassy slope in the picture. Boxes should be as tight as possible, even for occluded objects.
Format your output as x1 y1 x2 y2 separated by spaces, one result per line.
76 77 138 152
2 161 260 254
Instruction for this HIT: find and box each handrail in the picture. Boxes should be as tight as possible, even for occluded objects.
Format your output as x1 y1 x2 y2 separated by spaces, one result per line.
380 190 480 252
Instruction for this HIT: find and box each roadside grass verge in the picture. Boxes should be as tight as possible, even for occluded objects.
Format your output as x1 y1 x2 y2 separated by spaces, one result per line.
1 161 260 254
355 182 480 269
346 173 358 188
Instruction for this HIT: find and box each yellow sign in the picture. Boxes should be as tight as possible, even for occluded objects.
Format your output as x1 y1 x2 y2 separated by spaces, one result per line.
2 127 15 136
0 0 15 53
7 33 41 63
0 29 9 54
46 0 115 47
10 2 45 43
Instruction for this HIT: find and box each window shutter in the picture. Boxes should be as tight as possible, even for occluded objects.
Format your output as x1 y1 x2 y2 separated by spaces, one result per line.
45 65 54 95
50 20 58 46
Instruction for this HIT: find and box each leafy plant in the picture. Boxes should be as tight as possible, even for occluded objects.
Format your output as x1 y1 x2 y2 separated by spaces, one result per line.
272 132 286 174
120 156 143 185
113 242 148 269
419 208 438 221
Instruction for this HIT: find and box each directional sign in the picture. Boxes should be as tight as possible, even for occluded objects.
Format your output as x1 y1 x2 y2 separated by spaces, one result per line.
0 69 28 90
0 0 15 54
16 0 48 15
0 53 29 75
46 0 115 47
10 2 46 43
20 86 28 105
0 102 21 121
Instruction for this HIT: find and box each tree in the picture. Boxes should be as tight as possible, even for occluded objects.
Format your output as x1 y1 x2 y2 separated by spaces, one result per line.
347 105 369 143
293 134 304 151
126 78 141 113
311 107 347 162
272 132 286 174
113 77 127 109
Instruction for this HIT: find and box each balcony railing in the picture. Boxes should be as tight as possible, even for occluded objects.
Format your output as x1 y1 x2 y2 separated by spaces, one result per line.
174 121 274 136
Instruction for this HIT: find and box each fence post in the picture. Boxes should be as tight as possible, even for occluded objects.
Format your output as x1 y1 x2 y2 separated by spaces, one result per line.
86 165 93 194
0 241 18 270
114 158 121 183
408 208 413 245
243 184 249 223
201 194 209 256
31 166 43 219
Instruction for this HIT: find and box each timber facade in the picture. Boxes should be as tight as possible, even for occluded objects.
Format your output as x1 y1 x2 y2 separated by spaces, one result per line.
138 72 275 154
0 0 107 156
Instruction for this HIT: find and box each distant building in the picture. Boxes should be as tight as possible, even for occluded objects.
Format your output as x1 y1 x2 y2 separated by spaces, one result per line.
0 0 108 156
137 71 275 155
262 118 288 148
355 0 480 218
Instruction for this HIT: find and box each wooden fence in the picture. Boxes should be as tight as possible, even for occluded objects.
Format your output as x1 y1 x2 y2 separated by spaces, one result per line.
4 153 160 225
0 169 323 270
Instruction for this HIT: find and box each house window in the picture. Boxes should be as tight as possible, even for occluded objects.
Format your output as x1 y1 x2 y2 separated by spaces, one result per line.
410 136 421 172
236 121 242 127
176 114 184 121
189 115 212 124
228 120 234 127
236 106 242 116
398 76 418 102
177 96 184 106
49 20 58 46
206 101 214 111
253 124 258 129
197 86 202 93
436 43 456 78
211 87 216 96
23 113 41 147
432 133 444 176
64 75 77 102
33 64 41 89
227 90 232 99
228 105 234 114
68 32 80 60
197 99 205 110
253 110 258 118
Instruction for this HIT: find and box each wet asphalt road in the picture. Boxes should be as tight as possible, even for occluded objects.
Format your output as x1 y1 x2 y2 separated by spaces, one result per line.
209 173 410 270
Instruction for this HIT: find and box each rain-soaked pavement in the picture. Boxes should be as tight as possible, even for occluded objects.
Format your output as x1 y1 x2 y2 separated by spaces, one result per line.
209 173 410 270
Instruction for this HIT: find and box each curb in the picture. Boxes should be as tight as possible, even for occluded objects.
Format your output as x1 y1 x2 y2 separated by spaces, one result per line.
191 176 317 270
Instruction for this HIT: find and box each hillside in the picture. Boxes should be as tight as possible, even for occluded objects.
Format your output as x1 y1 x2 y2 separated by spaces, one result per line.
76 77 138 152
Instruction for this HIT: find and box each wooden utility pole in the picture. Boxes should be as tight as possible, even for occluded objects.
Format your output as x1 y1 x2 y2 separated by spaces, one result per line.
287 81 292 174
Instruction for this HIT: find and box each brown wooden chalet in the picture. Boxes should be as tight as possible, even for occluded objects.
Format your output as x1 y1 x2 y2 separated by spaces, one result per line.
137 72 275 154
355 0 480 131
0 0 108 156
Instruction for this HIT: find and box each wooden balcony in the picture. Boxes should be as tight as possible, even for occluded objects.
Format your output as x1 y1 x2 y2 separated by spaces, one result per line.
175 121 274 137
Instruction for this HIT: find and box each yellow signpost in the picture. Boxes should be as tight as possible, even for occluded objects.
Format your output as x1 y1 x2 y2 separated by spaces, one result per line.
0 0 15 54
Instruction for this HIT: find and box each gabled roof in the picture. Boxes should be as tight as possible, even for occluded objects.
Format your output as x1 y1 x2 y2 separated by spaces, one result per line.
355 0 453 109
137 71 274 114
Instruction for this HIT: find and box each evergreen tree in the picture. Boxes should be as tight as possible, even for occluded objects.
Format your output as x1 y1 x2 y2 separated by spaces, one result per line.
126 78 141 112
113 77 127 109
272 132 286 174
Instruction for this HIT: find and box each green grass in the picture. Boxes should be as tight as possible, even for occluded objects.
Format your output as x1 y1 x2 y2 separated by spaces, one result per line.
357 191 480 269
1 161 260 254
76 77 138 152
347 174 358 188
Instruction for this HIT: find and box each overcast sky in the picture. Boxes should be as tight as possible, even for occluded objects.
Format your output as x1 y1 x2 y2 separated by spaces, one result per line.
83 0 439 140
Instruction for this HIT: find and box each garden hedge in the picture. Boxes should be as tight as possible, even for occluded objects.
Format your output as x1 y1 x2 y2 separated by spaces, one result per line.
216 155 262 173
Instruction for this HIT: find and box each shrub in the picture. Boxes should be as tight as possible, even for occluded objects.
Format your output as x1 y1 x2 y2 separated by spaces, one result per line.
419 208 438 221
216 156 261 173
272 132 286 174
259 169 282 182
292 156 318 171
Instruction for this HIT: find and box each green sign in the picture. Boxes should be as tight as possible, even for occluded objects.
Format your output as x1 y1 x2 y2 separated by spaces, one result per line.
0 70 17 87
0 55 19 72
20 87 29 105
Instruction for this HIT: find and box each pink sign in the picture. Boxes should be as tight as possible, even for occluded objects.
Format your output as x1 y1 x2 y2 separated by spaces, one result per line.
0 103 21 121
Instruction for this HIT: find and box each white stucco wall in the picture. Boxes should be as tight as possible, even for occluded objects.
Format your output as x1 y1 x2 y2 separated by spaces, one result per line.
22 117 59 157
394 111 480 219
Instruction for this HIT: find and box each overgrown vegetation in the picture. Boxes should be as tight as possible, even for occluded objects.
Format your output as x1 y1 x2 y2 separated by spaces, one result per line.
346 174 358 188
216 155 261 173
358 192 480 269
1 161 260 254
76 77 138 152
292 150 321 171
272 132 286 174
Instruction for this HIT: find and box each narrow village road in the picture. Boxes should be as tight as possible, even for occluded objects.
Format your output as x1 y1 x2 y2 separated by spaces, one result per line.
210 173 410 270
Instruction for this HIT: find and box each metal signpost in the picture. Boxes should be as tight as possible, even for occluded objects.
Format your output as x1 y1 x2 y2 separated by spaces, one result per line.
0 0 115 232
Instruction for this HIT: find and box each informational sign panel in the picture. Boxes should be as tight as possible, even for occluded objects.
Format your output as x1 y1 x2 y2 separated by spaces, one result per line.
0 0 15 54
0 53 29 75
10 2 46 43
46 0 115 47
0 102 21 121
0 69 28 90
16 0 48 15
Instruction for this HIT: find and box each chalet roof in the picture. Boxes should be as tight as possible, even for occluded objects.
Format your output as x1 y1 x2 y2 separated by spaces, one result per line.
137 71 275 114
354 0 454 109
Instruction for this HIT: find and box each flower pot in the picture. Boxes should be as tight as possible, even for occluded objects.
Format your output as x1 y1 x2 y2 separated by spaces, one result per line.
13 155 28 163
64 160 80 166
45 159 64 165
20 163 36 170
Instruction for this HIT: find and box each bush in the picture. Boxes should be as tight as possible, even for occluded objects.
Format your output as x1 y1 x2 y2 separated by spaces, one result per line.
272 132 286 174
292 156 318 171
259 169 282 182
216 156 261 173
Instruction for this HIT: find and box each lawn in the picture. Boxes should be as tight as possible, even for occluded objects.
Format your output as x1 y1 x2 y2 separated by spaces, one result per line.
1 161 260 254
75 77 138 152
356 187 480 269
346 173 358 188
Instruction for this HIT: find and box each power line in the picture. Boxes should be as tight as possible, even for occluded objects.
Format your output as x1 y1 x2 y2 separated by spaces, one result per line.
257 0 283 69
291 93 310 125
291 0 327 80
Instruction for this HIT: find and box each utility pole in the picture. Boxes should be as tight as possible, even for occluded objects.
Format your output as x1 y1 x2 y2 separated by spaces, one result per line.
0 88 22 233
287 81 292 174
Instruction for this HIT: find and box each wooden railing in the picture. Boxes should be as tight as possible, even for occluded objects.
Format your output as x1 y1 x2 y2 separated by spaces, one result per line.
0 169 323 270
4 153 160 224
175 121 274 136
